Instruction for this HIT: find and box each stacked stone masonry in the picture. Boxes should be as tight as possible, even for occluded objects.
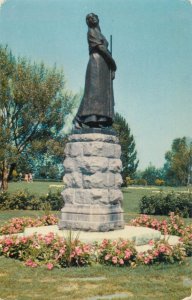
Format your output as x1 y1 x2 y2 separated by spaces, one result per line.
59 133 124 231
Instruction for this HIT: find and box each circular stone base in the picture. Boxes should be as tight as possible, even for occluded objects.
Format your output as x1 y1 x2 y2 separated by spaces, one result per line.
23 225 161 246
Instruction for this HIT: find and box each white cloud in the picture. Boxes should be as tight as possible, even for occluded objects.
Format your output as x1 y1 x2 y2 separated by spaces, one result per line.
0 0 6 8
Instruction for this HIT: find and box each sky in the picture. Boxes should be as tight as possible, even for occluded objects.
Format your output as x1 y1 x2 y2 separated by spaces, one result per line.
0 0 192 170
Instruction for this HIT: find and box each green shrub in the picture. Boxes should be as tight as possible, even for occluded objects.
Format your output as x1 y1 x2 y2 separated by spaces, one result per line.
155 179 165 186
39 190 64 211
0 192 10 209
139 192 192 217
135 178 147 186
0 190 41 210
126 177 135 186
0 188 64 211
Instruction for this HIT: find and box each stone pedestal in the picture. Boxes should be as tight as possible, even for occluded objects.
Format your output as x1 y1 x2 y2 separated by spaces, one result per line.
59 130 124 231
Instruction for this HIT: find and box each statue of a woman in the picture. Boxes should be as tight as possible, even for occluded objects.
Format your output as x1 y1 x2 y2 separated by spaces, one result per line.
74 13 117 128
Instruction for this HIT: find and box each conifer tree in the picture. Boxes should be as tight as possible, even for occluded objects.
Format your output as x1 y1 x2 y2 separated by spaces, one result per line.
113 112 139 184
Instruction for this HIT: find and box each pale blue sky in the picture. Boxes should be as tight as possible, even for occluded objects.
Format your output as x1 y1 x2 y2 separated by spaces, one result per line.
0 0 192 169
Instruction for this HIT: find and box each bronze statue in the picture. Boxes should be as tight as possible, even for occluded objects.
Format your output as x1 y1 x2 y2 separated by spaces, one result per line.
74 13 117 128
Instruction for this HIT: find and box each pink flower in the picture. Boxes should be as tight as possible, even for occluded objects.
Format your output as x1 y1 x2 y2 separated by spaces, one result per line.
119 258 124 265
83 245 90 253
124 250 132 259
25 259 38 268
144 257 150 264
5 238 13 246
104 254 111 261
159 245 166 253
112 256 118 264
3 246 9 253
148 240 154 246
21 237 28 244
161 220 167 225
47 263 54 270
153 250 159 257
59 248 65 255
45 238 52 245
75 246 83 256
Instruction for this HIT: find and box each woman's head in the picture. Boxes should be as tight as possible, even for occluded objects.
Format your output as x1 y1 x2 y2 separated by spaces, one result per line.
86 13 99 27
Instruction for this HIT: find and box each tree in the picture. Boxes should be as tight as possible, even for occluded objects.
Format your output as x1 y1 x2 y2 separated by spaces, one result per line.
113 112 139 184
141 163 164 186
164 137 192 186
0 45 74 190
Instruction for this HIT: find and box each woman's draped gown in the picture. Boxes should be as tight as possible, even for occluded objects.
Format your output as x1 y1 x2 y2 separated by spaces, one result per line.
75 27 114 127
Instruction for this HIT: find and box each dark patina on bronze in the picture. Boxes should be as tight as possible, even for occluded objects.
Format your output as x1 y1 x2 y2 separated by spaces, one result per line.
74 13 117 129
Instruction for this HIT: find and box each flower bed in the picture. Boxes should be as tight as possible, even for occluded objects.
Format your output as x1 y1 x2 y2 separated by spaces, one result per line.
97 239 137 266
0 215 58 235
0 233 188 269
137 239 186 265
0 233 93 269
0 213 191 269
130 213 192 257
130 212 185 235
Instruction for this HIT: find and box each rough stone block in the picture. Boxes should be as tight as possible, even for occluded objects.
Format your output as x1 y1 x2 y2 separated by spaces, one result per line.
63 157 76 173
64 142 83 157
102 143 115 157
115 174 123 187
108 159 122 172
73 188 109 205
90 188 109 205
114 144 121 158
61 188 75 204
78 156 109 174
83 142 120 158
74 189 91 205
64 156 109 174
69 133 119 144
109 189 123 205
83 172 116 189
63 172 83 188
83 142 104 157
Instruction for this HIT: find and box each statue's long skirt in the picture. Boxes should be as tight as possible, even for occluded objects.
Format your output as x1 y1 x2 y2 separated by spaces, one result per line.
76 52 114 126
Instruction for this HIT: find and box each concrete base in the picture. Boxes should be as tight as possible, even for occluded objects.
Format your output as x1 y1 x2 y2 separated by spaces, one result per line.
23 225 163 247
59 204 124 231
2 225 181 253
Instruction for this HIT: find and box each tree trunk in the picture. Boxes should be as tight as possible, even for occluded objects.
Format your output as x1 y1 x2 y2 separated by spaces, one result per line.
8 162 16 181
1 160 9 191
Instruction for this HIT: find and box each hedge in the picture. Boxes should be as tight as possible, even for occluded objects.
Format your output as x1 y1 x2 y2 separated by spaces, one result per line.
139 192 192 217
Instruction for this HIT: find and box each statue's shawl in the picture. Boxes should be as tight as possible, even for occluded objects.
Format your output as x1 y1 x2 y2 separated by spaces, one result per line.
87 28 104 53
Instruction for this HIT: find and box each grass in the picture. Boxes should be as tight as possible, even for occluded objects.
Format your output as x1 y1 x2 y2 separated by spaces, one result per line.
0 256 192 299
7 180 64 195
0 182 192 299
122 185 192 224
0 183 191 226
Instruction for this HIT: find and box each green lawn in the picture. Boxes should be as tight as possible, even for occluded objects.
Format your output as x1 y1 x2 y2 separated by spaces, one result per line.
0 256 191 300
0 182 191 226
0 182 192 299
7 181 64 195
123 186 192 223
